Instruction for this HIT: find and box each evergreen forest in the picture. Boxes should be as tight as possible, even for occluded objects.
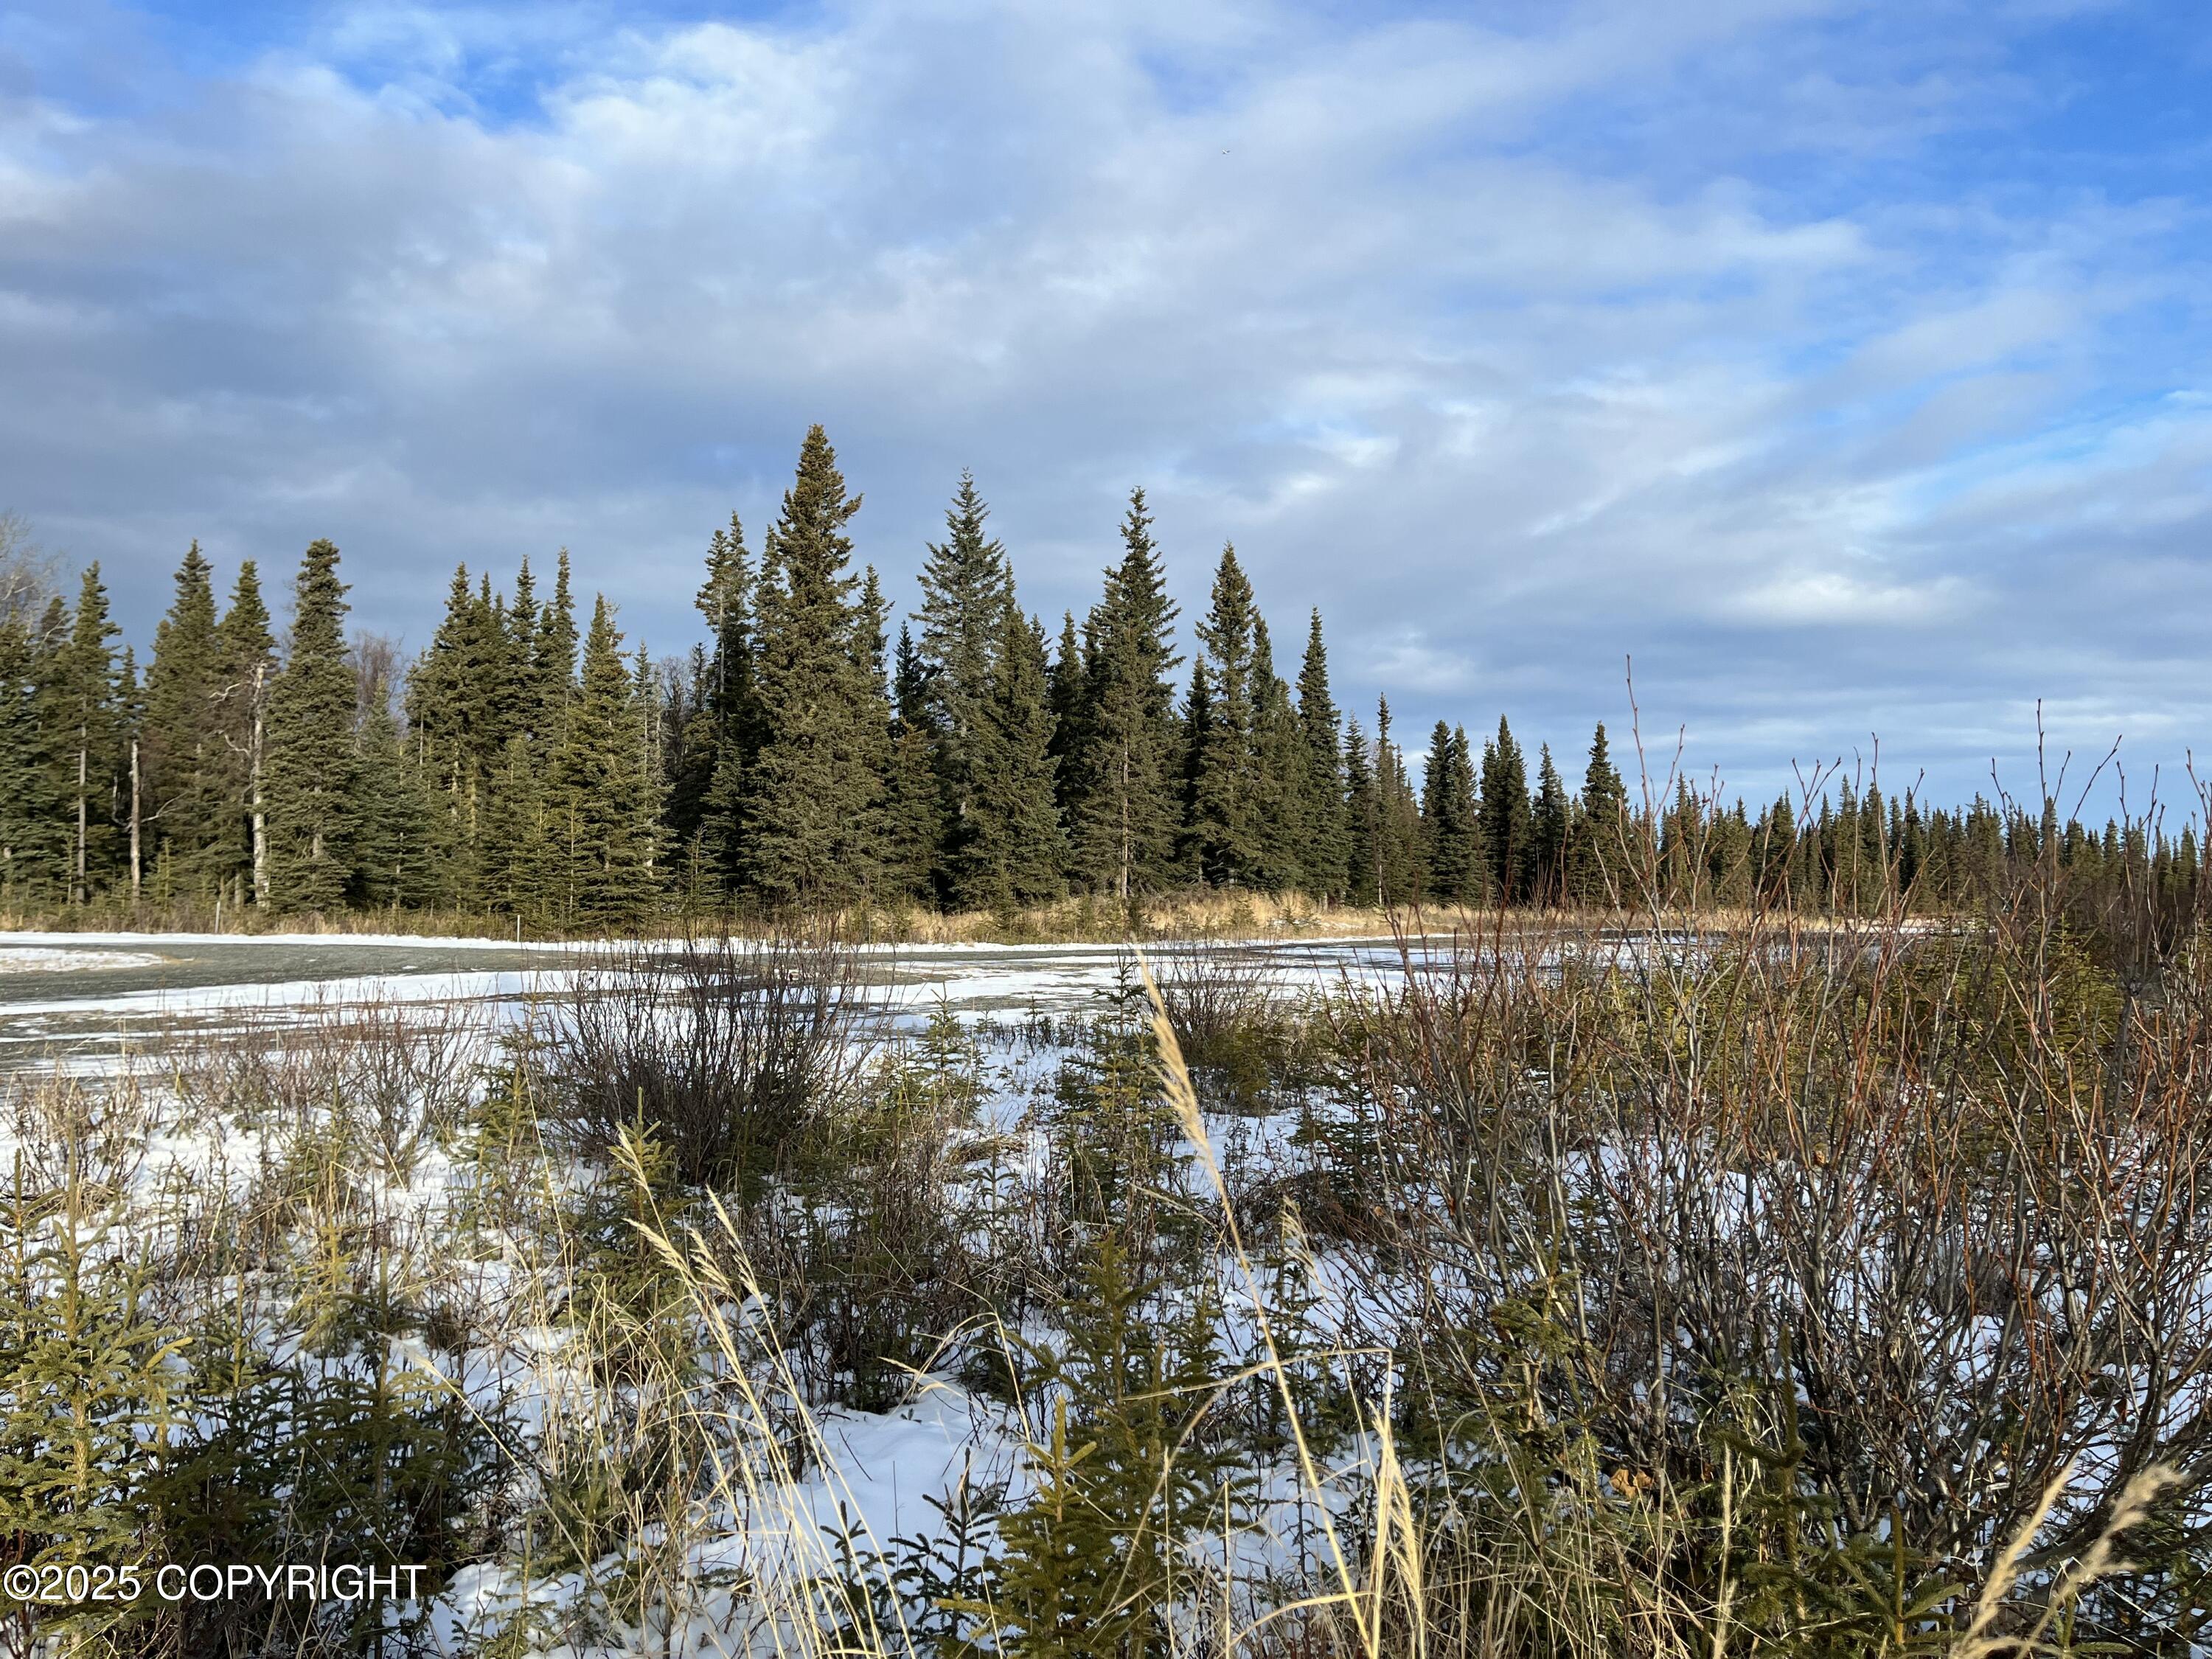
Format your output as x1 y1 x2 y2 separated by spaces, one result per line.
1 426 2198 935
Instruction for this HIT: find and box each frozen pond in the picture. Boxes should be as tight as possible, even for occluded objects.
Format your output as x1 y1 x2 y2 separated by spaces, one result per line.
0 929 1425 1074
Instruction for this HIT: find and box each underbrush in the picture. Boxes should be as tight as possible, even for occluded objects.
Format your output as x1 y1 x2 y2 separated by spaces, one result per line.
5 842 2212 1656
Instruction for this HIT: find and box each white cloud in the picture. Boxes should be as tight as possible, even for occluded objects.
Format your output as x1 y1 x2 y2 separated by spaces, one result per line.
0 0 2207 807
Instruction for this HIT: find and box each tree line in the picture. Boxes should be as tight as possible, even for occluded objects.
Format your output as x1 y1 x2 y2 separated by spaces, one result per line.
1 427 2201 929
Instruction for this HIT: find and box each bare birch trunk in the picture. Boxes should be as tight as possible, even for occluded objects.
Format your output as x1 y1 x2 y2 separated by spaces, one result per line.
129 736 141 902
250 661 269 907
74 728 87 906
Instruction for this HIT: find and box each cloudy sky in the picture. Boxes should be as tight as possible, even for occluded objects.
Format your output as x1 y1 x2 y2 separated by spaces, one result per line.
4 0 2209 810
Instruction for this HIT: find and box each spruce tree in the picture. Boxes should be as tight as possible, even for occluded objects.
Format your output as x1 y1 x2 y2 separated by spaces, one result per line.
406 568 489 905
1898 796 1924 896
917 472 1013 895
550 597 658 926
1571 721 1627 906
1371 700 1422 905
1531 744 1569 905
1176 656 1211 885
347 654 415 910
262 541 358 914
742 426 888 903
0 621 30 905
41 566 127 905
1421 721 1481 905
1046 611 1086 818
0 606 62 908
477 733 552 926
213 562 276 906
1247 618 1309 893
632 643 669 891
1071 489 1183 901
1295 611 1348 900
478 575 524 757
1478 715 1531 906
536 549 580 743
141 542 226 896
1343 719 1377 906
879 625 944 904
959 601 1067 908
1711 799 1754 908
684 515 761 885
509 556 542 728
1190 543 1260 885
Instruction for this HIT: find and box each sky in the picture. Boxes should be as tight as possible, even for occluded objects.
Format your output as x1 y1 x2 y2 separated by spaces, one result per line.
4 0 2211 815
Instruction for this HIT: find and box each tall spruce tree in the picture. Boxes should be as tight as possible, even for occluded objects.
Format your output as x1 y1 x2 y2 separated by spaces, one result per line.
509 557 543 730
479 575 525 757
1371 700 1422 905
959 600 1067 907
1247 618 1308 892
212 562 276 906
0 618 38 905
41 567 127 905
1176 658 1212 885
630 644 669 890
478 733 552 925
1189 544 1260 885
742 426 888 903
1295 611 1348 900
1071 489 1183 901
1571 721 1627 905
550 597 658 925
1531 744 1569 904
262 541 358 914
1421 722 1481 905
879 625 944 903
0 601 64 907
1343 718 1377 905
537 550 580 742
406 567 489 904
347 650 418 910
1046 611 1086 818
685 514 760 885
141 543 226 896
1478 715 1531 905
917 472 1013 897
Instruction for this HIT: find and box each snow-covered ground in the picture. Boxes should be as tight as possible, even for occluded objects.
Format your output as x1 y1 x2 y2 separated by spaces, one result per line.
4 928 1405 1653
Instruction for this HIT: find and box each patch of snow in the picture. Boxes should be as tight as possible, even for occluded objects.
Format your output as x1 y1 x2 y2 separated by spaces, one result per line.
0 945 166 973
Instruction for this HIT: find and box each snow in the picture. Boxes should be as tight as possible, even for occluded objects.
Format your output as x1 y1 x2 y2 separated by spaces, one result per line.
0 968 554 1021
0 944 167 973
0 928 553 951
0 926 1434 1655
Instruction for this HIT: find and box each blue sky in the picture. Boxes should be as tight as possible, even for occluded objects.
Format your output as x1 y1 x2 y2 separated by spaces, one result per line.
4 0 2211 813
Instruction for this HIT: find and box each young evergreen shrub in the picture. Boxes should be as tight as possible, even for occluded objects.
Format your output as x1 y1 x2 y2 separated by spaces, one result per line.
987 1229 1244 1658
1044 975 1186 1260
152 1211 507 1656
0 1150 179 1656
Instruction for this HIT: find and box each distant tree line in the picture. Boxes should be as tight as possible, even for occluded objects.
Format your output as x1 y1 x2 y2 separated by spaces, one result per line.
1 427 2202 929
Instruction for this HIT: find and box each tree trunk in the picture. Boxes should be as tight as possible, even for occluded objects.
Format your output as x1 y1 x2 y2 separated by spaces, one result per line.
74 727 87 907
250 661 268 907
129 737 142 902
1117 743 1132 903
